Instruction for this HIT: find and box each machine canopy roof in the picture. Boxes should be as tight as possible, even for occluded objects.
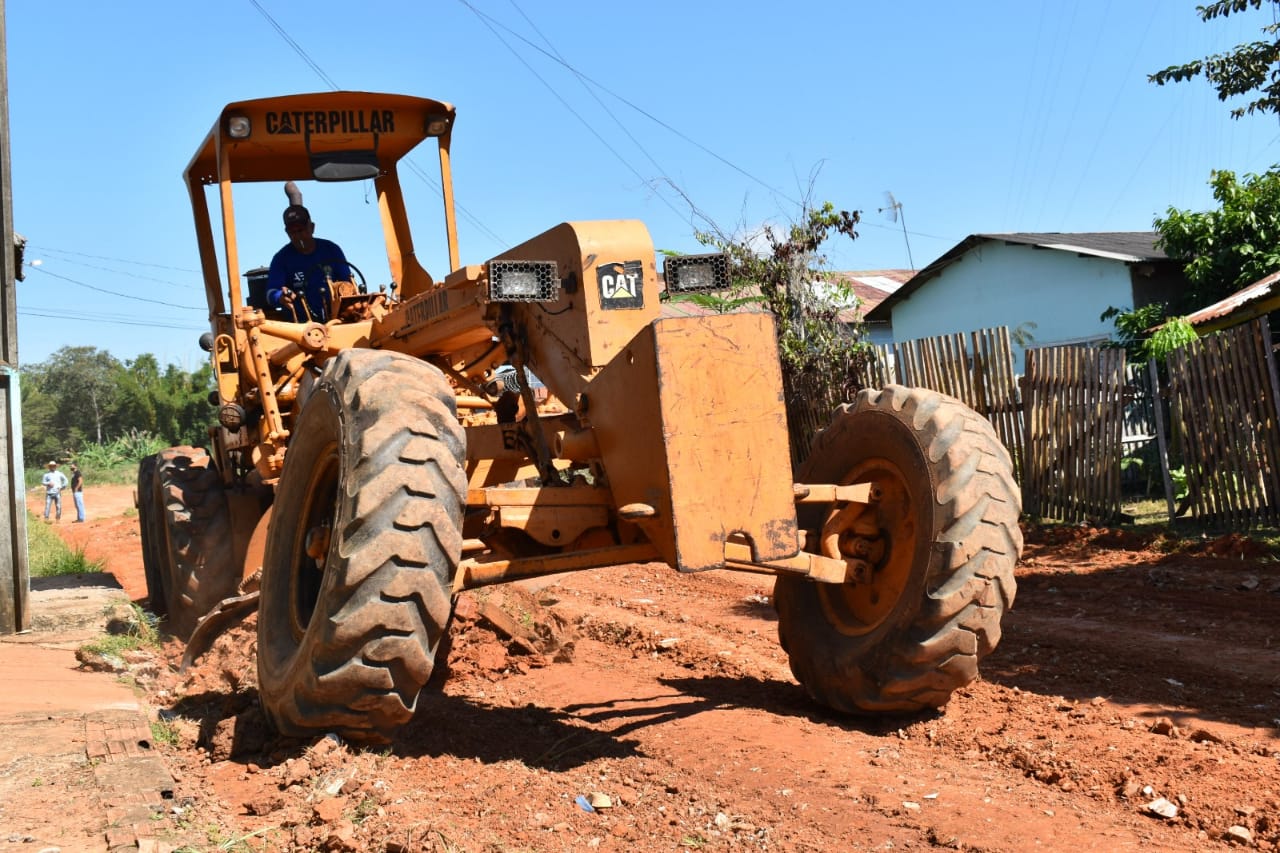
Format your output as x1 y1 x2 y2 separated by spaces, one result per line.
185 91 456 185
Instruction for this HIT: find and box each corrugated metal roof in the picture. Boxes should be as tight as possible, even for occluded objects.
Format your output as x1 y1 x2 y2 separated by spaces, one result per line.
828 270 912 323
1185 269 1280 327
865 232 1169 322
658 269 912 323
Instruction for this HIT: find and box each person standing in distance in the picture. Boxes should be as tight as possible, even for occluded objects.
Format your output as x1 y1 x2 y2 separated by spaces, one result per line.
265 182 351 323
41 460 68 522
69 463 86 523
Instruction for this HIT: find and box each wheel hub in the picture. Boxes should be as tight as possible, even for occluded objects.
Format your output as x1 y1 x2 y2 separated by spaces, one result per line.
304 525 331 564
816 460 919 637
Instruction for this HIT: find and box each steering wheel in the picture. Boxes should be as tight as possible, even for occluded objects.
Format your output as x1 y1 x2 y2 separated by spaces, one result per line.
309 258 366 293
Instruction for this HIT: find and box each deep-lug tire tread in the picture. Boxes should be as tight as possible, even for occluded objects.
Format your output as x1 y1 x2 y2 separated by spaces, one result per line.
776 384 1021 714
136 454 168 616
257 349 466 741
154 446 238 638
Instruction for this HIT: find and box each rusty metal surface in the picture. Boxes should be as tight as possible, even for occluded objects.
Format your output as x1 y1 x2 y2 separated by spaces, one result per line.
179 591 260 673
584 313 798 571
1185 269 1280 332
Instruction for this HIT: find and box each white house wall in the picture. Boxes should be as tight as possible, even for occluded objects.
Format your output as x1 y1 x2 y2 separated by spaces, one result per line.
889 241 1133 370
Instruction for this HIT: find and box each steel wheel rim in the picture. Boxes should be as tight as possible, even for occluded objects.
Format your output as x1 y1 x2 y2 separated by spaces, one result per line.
817 458 920 637
289 441 340 641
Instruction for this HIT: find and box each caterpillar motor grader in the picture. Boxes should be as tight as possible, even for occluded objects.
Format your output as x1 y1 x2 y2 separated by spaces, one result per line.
138 91 1022 742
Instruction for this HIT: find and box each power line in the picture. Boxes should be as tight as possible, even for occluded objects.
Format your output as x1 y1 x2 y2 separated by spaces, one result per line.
504 0 679 195
27 243 199 274
246 0 508 254
1035 0 1111 228
19 307 206 331
25 254 198 291
1061 0 1159 224
457 0 693 225
1017 7 1075 228
25 266 204 310
401 158 510 248
247 0 339 90
859 219 952 243
1102 96 1183 224
1004 3 1051 225
456 0 801 207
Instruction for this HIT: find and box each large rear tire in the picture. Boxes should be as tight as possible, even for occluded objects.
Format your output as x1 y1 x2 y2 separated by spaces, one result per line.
152 446 239 639
774 385 1021 713
257 350 466 741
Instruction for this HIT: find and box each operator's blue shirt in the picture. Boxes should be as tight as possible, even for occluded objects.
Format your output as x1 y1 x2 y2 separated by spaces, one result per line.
266 238 351 322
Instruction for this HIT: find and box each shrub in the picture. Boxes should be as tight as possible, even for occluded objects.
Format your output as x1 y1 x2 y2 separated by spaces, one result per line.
26 513 105 576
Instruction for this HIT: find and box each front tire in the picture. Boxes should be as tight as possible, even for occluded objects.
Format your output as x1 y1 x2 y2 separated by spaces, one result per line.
774 385 1021 713
257 350 466 741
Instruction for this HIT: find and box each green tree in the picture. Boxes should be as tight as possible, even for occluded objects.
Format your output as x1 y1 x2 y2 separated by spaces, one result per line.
1150 1 1280 119
1101 303 1198 363
1146 317 1200 361
1153 167 1280 309
24 347 122 448
162 361 215 445
21 348 215 467
1100 303 1169 362
109 355 214 446
110 354 161 437
19 379 62 467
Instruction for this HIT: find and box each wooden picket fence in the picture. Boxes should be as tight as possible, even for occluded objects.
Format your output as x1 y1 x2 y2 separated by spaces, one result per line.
784 370 856 471
1164 317 1280 527
858 327 1133 522
1021 345 1127 523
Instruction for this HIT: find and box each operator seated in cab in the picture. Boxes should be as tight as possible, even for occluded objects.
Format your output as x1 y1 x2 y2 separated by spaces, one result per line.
265 183 352 323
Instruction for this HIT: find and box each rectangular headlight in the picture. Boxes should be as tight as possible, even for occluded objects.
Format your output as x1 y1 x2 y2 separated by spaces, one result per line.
663 253 730 293
489 260 561 302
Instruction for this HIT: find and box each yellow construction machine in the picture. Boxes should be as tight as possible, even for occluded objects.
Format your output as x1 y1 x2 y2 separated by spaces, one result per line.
138 91 1022 741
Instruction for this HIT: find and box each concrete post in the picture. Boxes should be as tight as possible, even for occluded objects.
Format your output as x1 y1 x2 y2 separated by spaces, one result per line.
0 1 30 633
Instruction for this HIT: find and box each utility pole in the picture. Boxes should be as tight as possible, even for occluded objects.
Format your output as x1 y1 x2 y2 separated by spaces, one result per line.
0 0 30 633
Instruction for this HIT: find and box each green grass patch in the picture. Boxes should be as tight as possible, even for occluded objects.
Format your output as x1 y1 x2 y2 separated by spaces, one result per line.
1121 498 1170 526
25 512 105 576
83 633 142 659
81 631 151 659
79 603 160 658
150 719 179 748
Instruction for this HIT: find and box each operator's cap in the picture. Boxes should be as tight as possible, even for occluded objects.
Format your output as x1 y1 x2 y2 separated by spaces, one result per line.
46 460 57 468
283 205 311 227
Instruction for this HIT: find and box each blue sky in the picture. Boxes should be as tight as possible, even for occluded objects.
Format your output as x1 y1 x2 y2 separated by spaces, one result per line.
9 0 1280 367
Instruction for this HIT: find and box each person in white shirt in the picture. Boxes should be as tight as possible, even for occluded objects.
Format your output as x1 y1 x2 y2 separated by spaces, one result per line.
41 460 68 521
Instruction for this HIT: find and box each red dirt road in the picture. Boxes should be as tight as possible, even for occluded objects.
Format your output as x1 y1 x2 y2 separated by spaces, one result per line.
26 484 1280 851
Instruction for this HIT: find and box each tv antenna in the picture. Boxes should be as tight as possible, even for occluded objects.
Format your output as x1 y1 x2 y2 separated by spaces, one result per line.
878 191 915 271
